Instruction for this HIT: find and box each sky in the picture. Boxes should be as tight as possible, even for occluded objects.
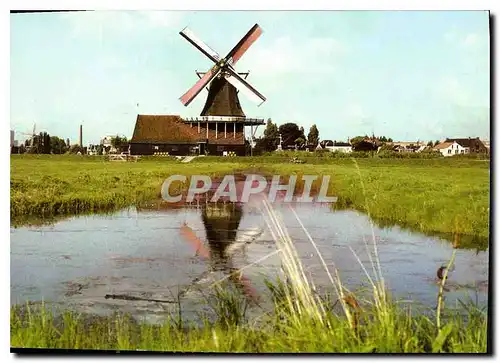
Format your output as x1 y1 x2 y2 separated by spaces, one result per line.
10 10 490 145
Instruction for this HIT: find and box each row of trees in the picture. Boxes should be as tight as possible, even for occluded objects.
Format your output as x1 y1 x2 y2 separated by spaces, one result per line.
16 132 71 154
13 133 128 155
253 119 320 154
251 119 444 154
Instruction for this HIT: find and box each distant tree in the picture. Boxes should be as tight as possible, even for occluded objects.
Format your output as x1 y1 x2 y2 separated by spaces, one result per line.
42 132 51 154
349 136 367 146
350 135 378 151
264 119 279 143
295 137 306 147
307 124 320 147
50 136 68 154
27 133 44 154
96 144 104 155
279 123 303 148
379 143 395 152
68 144 84 154
255 118 279 153
377 136 393 143
299 126 305 138
427 141 434 147
434 140 440 146
111 135 128 153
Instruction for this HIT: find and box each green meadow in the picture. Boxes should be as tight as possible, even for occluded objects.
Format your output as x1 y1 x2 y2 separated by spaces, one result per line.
10 154 490 353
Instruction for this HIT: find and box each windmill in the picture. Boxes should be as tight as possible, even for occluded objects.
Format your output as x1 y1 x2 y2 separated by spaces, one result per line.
178 23 266 110
17 123 37 150
178 24 267 155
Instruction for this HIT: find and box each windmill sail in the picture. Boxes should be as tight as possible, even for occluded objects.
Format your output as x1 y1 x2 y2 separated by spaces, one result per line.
180 64 221 106
224 68 266 106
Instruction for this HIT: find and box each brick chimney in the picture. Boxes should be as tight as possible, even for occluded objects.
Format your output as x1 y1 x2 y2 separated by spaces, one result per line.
79 124 83 147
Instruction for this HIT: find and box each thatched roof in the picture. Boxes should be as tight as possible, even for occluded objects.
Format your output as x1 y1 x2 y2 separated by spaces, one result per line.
201 76 245 117
130 115 245 145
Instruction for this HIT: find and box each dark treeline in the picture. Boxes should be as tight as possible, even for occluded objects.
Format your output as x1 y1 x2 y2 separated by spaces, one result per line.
12 134 128 155
251 119 399 155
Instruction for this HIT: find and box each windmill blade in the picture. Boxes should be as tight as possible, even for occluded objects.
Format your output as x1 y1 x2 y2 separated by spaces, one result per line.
224 68 266 106
225 24 262 66
180 27 220 64
180 64 221 106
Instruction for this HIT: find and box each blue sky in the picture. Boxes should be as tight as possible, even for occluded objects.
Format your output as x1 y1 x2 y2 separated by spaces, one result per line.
10 10 490 145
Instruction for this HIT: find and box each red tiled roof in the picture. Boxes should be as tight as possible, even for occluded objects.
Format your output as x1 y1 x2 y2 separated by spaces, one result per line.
434 142 453 150
130 115 245 145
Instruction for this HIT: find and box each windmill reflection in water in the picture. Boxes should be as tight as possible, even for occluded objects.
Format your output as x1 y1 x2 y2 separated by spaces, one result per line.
180 200 263 302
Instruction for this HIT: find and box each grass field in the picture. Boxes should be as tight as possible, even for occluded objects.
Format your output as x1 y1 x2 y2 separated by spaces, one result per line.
10 154 490 248
10 290 488 353
10 154 490 352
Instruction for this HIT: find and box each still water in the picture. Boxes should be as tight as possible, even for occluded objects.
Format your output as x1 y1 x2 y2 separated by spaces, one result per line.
11 201 489 323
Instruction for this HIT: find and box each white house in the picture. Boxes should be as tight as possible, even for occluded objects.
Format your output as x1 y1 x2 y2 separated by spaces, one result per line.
330 143 352 153
319 140 352 153
101 136 118 153
434 140 468 157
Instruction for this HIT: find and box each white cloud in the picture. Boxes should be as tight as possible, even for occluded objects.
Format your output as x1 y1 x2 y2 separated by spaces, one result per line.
434 76 467 104
60 10 184 37
443 29 456 43
463 33 479 48
341 102 374 133
233 35 346 96
237 35 346 77
344 102 367 121
418 119 444 139
444 28 486 50
138 11 184 29
433 76 488 109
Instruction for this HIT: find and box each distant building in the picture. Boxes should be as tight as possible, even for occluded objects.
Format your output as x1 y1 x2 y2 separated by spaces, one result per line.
129 115 262 156
387 141 426 153
445 137 488 153
101 136 118 153
433 137 487 156
434 141 466 156
318 140 352 153
483 140 490 152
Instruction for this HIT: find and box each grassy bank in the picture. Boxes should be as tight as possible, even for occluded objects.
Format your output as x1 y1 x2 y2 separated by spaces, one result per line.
10 155 490 247
10 292 488 353
10 191 489 353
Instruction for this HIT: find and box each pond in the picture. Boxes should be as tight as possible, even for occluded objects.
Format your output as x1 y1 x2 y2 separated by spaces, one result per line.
11 200 489 324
